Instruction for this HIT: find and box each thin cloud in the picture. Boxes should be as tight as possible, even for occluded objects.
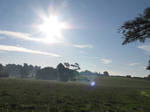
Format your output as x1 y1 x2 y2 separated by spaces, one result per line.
101 59 112 64
78 56 99 59
79 51 87 54
65 43 93 49
128 63 140 66
0 30 93 49
0 45 60 57
0 30 60 44
0 30 37 41
72 44 93 49
137 44 150 54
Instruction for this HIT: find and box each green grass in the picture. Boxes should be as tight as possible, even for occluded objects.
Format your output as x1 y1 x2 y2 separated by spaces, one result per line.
0 76 150 112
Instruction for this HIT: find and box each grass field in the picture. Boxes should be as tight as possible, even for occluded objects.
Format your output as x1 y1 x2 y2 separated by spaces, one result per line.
0 76 150 112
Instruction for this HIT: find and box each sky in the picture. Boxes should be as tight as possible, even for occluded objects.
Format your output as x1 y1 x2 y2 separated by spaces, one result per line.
0 0 150 77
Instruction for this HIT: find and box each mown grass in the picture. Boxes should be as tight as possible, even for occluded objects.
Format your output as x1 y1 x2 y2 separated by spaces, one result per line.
0 76 150 112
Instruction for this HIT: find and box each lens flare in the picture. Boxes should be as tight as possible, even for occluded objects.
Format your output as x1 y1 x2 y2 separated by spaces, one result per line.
90 81 96 86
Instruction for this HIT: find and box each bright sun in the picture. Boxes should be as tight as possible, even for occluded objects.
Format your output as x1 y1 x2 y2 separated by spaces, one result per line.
39 16 66 43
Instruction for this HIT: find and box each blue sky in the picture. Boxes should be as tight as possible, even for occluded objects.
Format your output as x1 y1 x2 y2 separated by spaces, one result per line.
0 0 150 77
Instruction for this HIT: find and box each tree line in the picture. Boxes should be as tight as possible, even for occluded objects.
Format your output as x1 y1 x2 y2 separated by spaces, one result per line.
0 63 40 78
0 62 111 82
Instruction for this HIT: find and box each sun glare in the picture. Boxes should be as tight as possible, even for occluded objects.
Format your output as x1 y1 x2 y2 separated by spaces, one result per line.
39 16 67 43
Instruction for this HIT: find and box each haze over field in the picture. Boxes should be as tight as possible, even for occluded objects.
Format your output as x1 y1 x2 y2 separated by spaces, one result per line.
0 0 150 77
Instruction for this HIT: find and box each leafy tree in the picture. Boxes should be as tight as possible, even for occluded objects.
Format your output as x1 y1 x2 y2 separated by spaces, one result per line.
23 63 34 76
0 64 9 77
70 64 75 70
20 68 29 78
0 63 40 78
119 7 150 70
80 70 98 76
126 75 131 78
36 67 57 80
0 64 3 74
4 64 22 77
70 63 80 70
57 63 80 81
103 71 109 76
0 72 9 77
57 63 69 81
75 63 80 70
148 74 150 78
118 7 150 45
57 63 66 75
64 63 70 68
69 69 79 80
146 60 150 70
